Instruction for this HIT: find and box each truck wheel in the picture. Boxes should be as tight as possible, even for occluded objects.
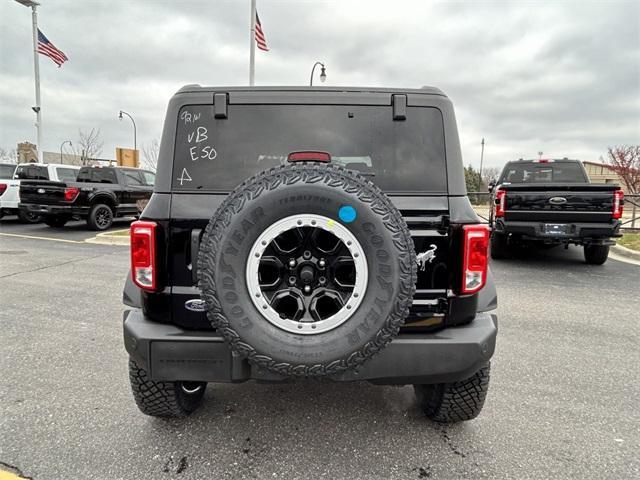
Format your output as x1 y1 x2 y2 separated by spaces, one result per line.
198 163 417 378
44 215 68 228
17 210 42 224
87 203 114 230
490 232 509 259
584 244 609 265
128 359 206 417
414 363 491 423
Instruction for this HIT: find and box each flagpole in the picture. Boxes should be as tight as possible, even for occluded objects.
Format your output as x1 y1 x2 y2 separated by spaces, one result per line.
31 4 43 162
249 0 256 86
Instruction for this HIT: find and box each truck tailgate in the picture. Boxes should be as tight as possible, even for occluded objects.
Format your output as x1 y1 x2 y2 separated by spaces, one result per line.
501 183 618 222
20 180 69 205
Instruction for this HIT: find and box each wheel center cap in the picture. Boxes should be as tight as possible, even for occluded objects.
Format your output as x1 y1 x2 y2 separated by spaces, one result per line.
299 265 315 284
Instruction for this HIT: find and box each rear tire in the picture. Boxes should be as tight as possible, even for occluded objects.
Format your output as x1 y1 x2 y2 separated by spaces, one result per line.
128 359 206 418
17 210 41 224
87 203 114 230
584 244 609 265
414 363 491 423
490 232 509 259
44 215 68 228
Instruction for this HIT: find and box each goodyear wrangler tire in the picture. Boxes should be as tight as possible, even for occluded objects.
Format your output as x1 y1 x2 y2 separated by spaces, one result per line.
197 163 417 377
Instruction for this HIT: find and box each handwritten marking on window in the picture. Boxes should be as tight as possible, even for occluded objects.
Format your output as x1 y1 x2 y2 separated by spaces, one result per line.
177 168 192 186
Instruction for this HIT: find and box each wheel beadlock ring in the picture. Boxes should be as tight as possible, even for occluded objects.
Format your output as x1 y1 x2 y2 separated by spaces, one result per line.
246 214 368 335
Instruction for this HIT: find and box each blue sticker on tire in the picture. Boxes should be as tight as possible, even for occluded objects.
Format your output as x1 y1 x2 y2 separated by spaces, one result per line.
338 205 357 223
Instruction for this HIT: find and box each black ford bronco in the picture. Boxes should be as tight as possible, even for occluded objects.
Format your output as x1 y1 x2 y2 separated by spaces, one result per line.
123 86 498 423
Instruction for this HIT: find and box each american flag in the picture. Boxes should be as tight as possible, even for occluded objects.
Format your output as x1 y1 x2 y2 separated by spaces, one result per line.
254 12 269 51
37 29 68 67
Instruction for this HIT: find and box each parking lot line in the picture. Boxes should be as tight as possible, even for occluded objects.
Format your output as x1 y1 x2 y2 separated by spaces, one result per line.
0 468 28 480
0 232 85 244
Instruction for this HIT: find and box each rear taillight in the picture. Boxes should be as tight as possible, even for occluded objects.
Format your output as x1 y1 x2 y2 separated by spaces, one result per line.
495 189 506 217
461 224 490 294
287 151 331 163
0 183 6 196
131 221 157 291
612 189 624 220
64 187 79 202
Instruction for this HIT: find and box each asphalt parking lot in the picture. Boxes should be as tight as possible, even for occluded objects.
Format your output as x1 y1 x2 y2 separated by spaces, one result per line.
1 219 639 480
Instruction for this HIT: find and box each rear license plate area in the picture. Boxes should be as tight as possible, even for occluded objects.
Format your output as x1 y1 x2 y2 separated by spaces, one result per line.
544 223 567 235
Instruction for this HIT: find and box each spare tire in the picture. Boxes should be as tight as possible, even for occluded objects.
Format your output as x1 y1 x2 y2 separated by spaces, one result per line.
198 163 416 377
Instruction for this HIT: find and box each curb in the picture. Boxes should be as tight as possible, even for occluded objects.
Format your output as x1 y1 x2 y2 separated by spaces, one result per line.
85 229 130 246
611 243 640 261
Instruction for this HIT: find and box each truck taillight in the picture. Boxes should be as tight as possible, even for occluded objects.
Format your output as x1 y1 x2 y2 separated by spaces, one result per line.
612 190 624 220
461 224 490 294
131 221 157 291
64 187 79 202
0 183 6 196
495 189 506 217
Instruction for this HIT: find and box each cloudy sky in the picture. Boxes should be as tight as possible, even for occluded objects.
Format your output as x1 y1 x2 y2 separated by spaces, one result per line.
1 0 638 169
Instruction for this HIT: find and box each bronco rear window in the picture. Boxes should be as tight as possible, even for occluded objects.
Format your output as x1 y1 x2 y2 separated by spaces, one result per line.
172 105 447 193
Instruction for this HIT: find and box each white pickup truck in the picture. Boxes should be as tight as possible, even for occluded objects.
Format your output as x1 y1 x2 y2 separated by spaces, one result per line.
0 162 80 223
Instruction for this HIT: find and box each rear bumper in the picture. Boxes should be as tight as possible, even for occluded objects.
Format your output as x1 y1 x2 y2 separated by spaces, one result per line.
495 218 621 242
19 203 88 217
123 308 497 385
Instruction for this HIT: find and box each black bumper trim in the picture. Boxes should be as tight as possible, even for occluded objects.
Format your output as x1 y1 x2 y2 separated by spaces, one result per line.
19 203 89 217
495 219 621 241
123 309 497 385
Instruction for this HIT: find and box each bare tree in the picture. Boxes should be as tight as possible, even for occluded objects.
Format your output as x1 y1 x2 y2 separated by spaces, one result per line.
73 128 104 165
481 166 501 186
141 139 160 171
604 145 640 194
0 148 17 163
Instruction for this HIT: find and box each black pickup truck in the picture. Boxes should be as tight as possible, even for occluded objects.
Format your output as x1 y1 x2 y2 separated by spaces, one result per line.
122 85 498 423
489 159 624 264
19 166 155 230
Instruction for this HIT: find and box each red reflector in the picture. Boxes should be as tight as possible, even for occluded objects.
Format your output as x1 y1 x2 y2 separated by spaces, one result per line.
130 221 157 291
0 183 6 196
612 189 624 219
287 151 331 163
461 224 490 294
64 187 79 202
495 189 506 217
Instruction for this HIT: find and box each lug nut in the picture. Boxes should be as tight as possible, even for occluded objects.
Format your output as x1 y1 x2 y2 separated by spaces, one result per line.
319 259 326 268
303 250 311 259
318 276 326 284
304 285 311 293
289 276 296 285
289 259 296 268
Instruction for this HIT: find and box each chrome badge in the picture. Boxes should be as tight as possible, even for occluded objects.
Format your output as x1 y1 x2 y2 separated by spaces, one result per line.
416 244 437 271
37 188 46 194
549 197 568 205
184 298 206 312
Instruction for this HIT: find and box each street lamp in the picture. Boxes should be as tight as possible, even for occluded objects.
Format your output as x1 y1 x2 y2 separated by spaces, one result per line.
60 140 72 163
15 0 43 162
310 62 327 86
118 110 137 151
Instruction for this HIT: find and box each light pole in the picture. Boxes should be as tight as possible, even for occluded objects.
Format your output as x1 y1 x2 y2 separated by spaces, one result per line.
60 140 72 163
118 110 137 151
310 62 327 86
479 138 485 189
15 0 42 162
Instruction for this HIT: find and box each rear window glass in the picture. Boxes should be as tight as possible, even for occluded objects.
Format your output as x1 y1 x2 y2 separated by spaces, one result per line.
172 105 447 192
15 165 49 180
0 164 15 178
77 168 117 184
499 162 588 184
56 167 78 182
